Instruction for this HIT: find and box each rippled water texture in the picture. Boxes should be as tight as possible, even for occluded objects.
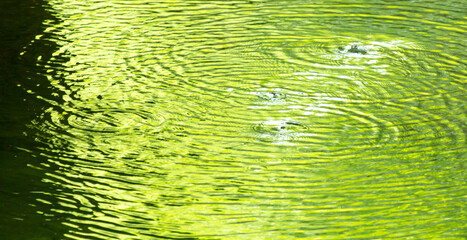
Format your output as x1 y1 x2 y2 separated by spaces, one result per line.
5 0 466 239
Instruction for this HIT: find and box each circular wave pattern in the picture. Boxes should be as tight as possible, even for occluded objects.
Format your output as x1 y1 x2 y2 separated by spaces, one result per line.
25 0 467 239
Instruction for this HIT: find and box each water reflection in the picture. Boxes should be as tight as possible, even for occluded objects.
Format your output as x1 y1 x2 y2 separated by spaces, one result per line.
11 0 467 239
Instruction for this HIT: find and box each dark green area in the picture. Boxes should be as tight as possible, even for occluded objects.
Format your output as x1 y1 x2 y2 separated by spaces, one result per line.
0 1 70 239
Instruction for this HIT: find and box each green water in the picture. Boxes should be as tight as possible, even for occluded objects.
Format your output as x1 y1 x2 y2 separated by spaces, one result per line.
1 0 466 239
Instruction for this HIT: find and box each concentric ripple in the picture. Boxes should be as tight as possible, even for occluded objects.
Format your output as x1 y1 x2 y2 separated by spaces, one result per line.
17 0 467 239
253 118 312 145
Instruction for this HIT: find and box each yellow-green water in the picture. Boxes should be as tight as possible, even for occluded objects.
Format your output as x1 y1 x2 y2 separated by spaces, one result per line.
1 0 465 239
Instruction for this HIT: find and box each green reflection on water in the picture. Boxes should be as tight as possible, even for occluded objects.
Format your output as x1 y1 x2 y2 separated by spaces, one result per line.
16 0 467 239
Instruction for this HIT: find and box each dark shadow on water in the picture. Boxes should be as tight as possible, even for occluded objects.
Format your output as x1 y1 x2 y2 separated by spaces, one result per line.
0 0 71 239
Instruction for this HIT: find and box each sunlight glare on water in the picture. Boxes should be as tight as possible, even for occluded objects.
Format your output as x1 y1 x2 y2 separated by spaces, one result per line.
10 0 466 239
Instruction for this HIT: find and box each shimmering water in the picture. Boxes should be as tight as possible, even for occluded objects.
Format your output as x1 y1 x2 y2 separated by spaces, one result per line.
1 0 466 239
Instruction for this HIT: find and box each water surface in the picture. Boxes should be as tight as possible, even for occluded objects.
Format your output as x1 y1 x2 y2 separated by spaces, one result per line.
1 0 466 239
